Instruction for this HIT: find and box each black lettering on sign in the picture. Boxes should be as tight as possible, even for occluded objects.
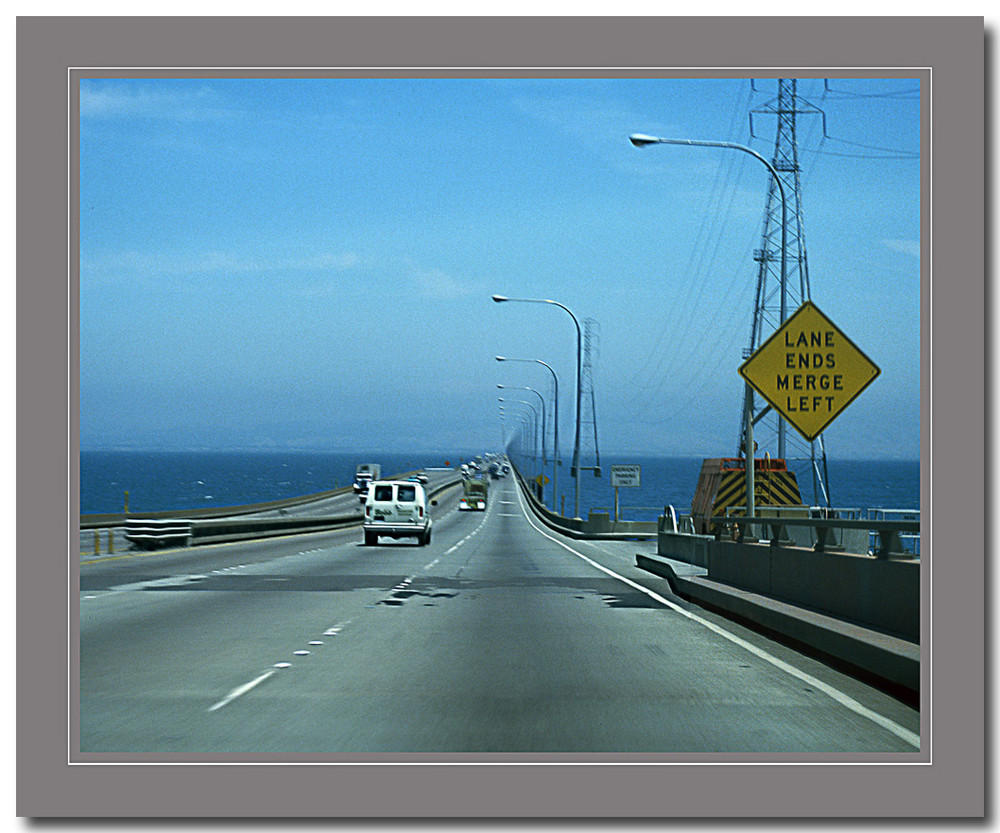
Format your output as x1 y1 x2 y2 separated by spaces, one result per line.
785 395 837 412
785 330 836 349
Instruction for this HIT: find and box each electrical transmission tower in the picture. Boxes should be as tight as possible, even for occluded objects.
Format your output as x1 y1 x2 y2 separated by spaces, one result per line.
580 318 603 478
740 78 832 506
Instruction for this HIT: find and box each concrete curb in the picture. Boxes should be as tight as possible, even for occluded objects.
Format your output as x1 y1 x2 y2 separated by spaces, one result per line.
636 553 920 702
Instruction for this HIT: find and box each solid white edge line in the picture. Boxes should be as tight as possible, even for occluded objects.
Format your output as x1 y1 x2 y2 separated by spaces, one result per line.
511 480 920 750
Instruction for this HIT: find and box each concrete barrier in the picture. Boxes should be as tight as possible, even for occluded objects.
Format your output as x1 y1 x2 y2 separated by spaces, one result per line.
657 529 713 568
636 552 919 697
117 476 462 551
707 540 920 642
81 485 355 529
510 465 656 540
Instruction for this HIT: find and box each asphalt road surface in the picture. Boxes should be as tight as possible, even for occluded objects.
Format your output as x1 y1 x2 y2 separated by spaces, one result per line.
78 476 920 756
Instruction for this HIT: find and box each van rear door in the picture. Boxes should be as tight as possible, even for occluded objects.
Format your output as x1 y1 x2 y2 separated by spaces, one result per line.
371 482 422 524
393 483 420 522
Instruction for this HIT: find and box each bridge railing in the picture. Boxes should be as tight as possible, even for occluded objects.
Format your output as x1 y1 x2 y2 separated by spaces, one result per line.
93 474 462 552
718 508 921 559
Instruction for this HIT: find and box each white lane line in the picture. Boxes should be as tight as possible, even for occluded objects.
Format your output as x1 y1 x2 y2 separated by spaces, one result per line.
324 619 352 636
444 502 494 555
511 482 921 750
207 669 277 712
210 616 354 712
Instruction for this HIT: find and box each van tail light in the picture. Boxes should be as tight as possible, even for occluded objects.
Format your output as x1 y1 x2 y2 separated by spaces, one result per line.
365 506 371 517
419 506 424 518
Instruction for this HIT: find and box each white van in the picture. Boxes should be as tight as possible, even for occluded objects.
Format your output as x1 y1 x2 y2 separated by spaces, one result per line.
363 480 435 546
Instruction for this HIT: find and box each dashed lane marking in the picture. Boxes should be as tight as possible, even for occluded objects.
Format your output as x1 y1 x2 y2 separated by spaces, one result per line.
207 669 277 712
444 499 494 555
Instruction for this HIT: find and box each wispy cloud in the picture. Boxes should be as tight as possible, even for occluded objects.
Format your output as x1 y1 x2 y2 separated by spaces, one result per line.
882 239 920 258
81 249 365 288
81 248 477 302
410 266 479 299
80 82 242 121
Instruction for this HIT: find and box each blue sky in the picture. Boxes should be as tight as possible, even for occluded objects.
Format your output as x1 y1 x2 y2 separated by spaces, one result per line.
79 76 920 459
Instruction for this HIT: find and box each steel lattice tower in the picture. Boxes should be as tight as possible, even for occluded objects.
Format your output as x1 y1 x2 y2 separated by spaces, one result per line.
581 318 602 478
740 79 832 506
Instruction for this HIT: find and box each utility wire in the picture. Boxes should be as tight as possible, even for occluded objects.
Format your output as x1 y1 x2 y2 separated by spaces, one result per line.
622 80 752 393
823 85 920 100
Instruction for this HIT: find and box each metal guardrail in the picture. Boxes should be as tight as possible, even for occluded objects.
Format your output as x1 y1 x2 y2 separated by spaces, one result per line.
718 511 920 559
119 476 462 551
122 520 193 549
81 485 355 529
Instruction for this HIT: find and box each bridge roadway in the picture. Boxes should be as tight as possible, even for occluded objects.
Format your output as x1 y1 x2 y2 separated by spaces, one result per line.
78 473 920 755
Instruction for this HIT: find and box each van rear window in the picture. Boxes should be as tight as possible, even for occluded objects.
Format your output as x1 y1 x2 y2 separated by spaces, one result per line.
373 485 394 501
397 485 417 502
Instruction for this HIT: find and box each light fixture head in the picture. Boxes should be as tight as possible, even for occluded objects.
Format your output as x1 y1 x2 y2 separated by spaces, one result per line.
629 133 660 147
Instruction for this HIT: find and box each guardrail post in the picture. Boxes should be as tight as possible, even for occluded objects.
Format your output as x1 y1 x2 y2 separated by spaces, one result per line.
107 529 114 554
93 530 100 556
767 521 788 547
875 527 905 559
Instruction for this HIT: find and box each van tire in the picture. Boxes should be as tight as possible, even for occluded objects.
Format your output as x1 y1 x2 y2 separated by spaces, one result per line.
365 531 378 546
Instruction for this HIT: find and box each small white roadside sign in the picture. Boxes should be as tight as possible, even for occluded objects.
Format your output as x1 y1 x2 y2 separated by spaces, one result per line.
610 465 641 522
610 465 641 488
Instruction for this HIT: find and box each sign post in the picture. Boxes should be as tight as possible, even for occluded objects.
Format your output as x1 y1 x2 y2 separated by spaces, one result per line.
610 465 641 522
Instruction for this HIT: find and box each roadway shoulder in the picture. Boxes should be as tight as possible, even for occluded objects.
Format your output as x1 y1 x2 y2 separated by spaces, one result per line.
636 553 920 701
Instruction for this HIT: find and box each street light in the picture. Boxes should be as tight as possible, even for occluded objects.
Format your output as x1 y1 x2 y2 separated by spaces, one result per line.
496 356 560 512
630 133 790 526
498 384 547 504
492 294 584 518
498 404 527 462
499 397 540 474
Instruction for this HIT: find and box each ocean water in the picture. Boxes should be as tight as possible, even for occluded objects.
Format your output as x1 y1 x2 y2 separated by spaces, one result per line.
528 456 920 521
79 449 920 520
79 450 470 515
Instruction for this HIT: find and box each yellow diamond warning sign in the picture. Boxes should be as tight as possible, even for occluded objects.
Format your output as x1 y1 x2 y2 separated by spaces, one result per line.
738 301 880 441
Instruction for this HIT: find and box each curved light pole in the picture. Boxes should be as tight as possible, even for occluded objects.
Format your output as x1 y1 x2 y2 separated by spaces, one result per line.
499 406 530 467
498 384 547 504
629 133 790 526
500 398 539 474
493 294 584 518
496 356 560 513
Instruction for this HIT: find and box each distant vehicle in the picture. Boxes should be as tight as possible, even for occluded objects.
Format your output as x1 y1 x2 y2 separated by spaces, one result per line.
459 478 488 511
364 480 436 546
353 463 381 502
